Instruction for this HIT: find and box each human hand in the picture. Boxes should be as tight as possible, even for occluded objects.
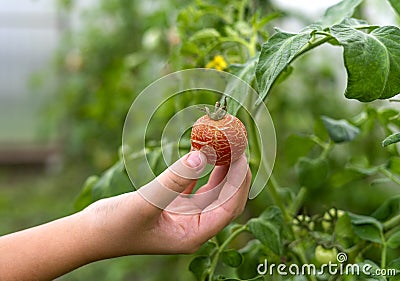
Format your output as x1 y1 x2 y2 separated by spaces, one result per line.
83 151 251 258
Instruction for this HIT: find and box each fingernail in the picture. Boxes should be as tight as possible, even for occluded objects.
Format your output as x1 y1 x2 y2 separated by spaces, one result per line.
186 151 203 168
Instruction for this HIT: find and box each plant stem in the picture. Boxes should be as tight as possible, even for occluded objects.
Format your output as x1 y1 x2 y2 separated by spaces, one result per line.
293 34 334 61
309 135 329 149
220 225 248 251
290 187 307 215
238 0 247 22
220 37 253 52
247 29 258 58
265 167 317 281
381 242 387 269
379 167 400 186
347 240 367 262
289 240 318 281
207 225 248 280
383 213 400 231
321 141 334 159
385 225 400 243
268 174 291 223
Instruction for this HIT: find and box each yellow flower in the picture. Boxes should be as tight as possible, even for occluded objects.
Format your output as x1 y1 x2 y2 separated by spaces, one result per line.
205 55 228 71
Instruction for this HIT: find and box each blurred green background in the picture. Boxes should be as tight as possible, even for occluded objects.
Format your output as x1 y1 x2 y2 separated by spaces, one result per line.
0 0 399 280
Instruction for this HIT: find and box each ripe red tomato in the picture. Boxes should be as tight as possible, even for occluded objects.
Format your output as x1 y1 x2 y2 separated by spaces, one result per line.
190 110 247 166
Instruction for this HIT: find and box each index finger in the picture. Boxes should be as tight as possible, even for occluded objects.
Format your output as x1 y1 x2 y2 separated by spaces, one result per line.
198 162 251 240
205 154 250 212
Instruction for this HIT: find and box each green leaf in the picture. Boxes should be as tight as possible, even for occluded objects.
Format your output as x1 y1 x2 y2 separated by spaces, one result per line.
330 169 364 188
247 218 282 255
334 212 356 248
383 132 400 147
387 231 400 249
237 240 263 280
330 24 400 102
377 108 400 126
235 21 252 37
321 116 360 143
221 249 243 267
372 195 400 221
348 213 383 244
189 256 211 281
225 26 239 38
92 160 133 201
387 0 400 16
284 134 315 165
216 223 241 245
189 28 220 41
228 57 257 86
357 260 386 280
253 12 282 30
259 206 284 230
196 240 218 256
225 56 258 115
255 30 311 104
387 258 400 281
74 175 99 211
296 157 329 189
374 26 400 99
180 41 200 56
321 0 363 27
346 161 380 176
349 213 383 229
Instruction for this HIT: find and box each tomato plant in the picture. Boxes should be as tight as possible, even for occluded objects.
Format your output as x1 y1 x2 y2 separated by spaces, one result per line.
71 0 400 280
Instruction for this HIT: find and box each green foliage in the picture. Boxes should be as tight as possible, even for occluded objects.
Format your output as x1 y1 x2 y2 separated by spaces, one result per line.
74 175 98 211
321 116 360 143
256 30 311 104
320 0 363 27
387 0 400 16
255 0 400 103
221 249 243 268
348 213 384 243
372 195 400 221
52 0 186 168
296 157 329 190
331 24 400 101
248 218 282 255
383 133 400 147
387 232 400 249
69 0 400 280
189 256 211 281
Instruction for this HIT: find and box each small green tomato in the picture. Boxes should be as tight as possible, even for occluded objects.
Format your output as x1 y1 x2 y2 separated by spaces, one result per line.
315 245 338 265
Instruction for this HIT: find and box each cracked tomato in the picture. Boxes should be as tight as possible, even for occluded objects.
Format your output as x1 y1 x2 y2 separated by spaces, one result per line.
190 103 247 166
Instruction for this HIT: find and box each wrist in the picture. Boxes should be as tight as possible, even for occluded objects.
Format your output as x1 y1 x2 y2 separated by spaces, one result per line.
68 210 106 264
78 202 113 261
81 195 139 259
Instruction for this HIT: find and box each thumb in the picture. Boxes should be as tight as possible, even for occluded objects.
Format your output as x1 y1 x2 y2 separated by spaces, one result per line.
137 151 207 211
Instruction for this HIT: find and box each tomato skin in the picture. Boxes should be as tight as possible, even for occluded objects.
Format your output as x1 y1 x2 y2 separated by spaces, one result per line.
190 113 247 166
315 245 338 265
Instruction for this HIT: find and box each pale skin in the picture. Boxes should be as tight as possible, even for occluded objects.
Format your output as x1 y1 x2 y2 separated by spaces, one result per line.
0 151 251 281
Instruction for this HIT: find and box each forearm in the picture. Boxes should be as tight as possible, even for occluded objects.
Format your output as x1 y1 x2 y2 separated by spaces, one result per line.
0 211 99 281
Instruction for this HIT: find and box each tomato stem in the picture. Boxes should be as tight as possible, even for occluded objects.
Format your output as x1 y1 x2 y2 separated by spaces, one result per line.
207 225 248 280
201 96 228 121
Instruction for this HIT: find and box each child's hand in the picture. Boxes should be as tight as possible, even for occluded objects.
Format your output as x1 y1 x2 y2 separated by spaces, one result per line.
84 151 251 257
0 151 251 280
